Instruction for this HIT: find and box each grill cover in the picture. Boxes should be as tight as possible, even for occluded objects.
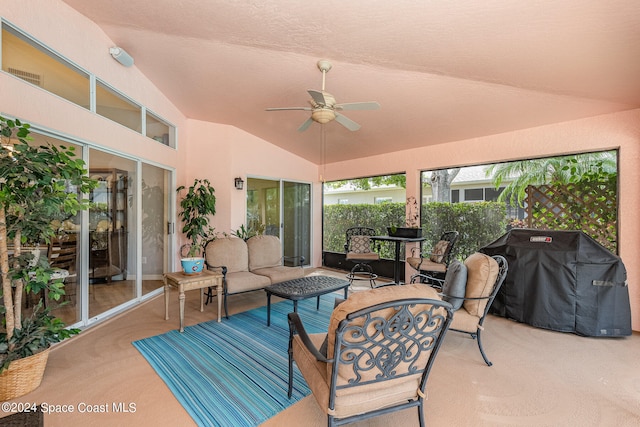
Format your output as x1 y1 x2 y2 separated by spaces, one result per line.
480 229 631 337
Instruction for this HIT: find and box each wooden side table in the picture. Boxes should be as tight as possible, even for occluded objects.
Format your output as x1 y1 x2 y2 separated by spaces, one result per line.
164 269 223 332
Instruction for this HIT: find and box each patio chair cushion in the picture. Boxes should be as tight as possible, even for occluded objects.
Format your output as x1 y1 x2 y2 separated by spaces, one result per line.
407 258 447 273
345 252 379 261
429 240 450 263
463 252 499 317
325 284 440 376
440 260 467 310
350 235 372 253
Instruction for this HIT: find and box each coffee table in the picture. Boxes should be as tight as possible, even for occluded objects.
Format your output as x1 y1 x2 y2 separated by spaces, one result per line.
264 275 350 326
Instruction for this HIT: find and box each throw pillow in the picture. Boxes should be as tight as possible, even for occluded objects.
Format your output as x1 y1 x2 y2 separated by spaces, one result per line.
441 260 467 311
429 240 450 263
350 235 371 254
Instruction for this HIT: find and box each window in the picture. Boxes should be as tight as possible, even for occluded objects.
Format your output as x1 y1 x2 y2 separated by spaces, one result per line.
146 110 173 146
484 187 502 201
2 24 89 108
464 188 483 202
374 197 392 204
2 22 177 148
96 80 141 133
420 151 619 257
322 173 405 258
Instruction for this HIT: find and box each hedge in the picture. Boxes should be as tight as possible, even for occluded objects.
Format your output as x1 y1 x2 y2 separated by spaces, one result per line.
323 201 507 260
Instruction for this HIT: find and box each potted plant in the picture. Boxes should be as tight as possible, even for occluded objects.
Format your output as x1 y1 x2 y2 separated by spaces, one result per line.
0 116 97 399
387 196 423 238
176 178 217 274
231 224 265 241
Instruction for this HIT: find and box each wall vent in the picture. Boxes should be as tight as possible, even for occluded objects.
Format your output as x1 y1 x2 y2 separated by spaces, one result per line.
7 67 42 86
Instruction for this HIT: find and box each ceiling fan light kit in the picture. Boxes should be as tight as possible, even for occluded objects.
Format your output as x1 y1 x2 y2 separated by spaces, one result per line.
266 59 379 132
311 108 335 124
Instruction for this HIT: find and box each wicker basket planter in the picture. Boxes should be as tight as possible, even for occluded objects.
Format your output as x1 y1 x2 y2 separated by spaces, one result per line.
0 348 50 401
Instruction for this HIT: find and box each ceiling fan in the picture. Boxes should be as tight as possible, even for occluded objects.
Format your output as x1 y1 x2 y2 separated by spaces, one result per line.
266 59 380 132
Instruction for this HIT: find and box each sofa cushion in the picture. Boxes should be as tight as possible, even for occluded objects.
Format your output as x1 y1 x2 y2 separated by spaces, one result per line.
247 235 282 270
441 260 467 311
251 265 304 283
204 237 248 273
224 271 271 294
463 253 499 317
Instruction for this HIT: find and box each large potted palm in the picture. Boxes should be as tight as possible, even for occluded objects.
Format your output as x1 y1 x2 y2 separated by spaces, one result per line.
0 116 97 399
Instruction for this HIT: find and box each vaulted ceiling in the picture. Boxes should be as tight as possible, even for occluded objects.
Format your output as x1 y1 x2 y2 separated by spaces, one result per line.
62 0 640 164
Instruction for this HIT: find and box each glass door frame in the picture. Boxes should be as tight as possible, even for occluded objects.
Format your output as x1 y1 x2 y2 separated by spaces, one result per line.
246 176 312 267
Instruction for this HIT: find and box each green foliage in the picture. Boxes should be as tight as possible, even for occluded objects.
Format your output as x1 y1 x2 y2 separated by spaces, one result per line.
323 203 404 259
0 302 80 372
323 201 507 260
177 179 217 255
0 117 97 246
1 115 96 355
324 174 406 191
231 224 263 241
421 202 508 260
487 151 616 207
529 161 617 252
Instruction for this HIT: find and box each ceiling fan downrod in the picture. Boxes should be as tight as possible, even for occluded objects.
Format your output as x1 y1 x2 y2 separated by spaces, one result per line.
317 59 332 92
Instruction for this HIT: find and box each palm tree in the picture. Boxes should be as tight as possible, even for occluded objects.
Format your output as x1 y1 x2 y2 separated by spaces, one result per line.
486 151 616 207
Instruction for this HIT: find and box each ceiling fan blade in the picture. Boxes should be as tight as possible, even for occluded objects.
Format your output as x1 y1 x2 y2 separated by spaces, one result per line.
297 117 314 132
266 107 312 111
334 113 361 131
307 90 327 106
335 101 380 111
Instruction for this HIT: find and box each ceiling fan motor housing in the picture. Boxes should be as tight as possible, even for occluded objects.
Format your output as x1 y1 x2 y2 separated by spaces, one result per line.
312 108 336 124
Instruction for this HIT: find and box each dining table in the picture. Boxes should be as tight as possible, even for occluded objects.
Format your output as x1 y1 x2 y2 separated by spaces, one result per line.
371 235 426 285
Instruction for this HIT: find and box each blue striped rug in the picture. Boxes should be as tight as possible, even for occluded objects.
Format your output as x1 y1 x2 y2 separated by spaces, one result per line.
133 297 336 426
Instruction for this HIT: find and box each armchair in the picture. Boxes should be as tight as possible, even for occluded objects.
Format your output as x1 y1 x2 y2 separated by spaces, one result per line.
408 231 459 286
288 284 453 427
437 252 508 366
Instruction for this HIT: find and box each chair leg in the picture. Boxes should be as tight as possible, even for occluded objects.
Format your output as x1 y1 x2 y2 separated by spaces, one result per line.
418 401 425 427
476 328 493 366
223 293 229 319
347 262 377 288
287 343 294 398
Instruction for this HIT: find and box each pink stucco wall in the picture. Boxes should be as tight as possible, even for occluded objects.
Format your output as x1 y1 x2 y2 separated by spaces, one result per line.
183 119 318 250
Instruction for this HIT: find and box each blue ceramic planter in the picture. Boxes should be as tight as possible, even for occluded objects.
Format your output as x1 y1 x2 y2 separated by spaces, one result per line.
181 257 205 275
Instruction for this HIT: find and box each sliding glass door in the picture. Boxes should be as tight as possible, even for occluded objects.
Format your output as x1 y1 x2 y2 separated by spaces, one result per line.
283 181 311 265
247 178 310 266
88 150 137 319
141 164 171 296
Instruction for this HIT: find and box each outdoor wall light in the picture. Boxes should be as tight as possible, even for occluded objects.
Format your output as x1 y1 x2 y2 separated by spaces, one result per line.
234 177 244 190
109 46 134 67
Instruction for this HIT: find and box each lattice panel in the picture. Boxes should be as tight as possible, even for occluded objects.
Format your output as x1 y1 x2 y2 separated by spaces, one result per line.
525 183 617 252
